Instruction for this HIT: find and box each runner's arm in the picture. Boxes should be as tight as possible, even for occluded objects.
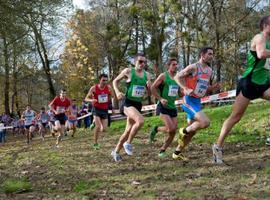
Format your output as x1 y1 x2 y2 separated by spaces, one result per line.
48 97 57 113
151 73 165 101
146 72 152 97
113 68 130 99
84 86 96 103
175 64 195 91
255 34 270 59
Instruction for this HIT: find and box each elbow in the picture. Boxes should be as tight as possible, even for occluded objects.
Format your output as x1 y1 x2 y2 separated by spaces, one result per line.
257 51 267 59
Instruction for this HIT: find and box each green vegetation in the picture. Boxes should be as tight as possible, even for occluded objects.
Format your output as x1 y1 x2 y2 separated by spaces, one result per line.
1 179 32 193
0 102 270 199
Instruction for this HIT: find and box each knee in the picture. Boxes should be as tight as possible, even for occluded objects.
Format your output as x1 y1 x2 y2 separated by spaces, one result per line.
136 117 144 127
231 113 242 123
167 126 177 134
200 119 210 128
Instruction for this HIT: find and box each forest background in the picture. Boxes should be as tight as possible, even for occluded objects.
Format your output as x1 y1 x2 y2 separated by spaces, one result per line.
1 0 270 116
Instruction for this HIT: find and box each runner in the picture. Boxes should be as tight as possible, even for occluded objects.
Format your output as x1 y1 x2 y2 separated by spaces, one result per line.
47 107 56 137
48 89 71 147
21 105 37 144
150 58 180 158
172 47 220 160
213 15 270 163
37 107 49 141
85 74 113 150
111 53 152 162
66 100 78 137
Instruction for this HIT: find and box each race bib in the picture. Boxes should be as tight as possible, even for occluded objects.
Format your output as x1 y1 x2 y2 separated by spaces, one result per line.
56 106 65 113
41 118 48 123
132 85 145 97
264 58 270 70
98 94 108 103
193 77 209 97
168 85 178 97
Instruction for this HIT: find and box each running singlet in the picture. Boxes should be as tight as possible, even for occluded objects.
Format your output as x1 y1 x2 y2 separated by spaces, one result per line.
126 68 147 102
159 71 179 109
185 63 212 98
50 96 71 114
242 40 270 85
47 110 55 121
40 112 49 123
68 106 78 120
93 84 110 110
23 110 35 126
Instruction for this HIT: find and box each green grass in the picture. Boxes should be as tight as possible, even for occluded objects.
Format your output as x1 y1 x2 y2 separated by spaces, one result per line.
1 179 32 193
74 179 102 193
0 102 270 199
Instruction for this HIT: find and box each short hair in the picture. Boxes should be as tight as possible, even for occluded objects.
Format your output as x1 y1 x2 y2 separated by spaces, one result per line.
167 58 178 66
41 107 45 110
60 89 66 93
260 15 270 31
199 46 213 58
134 53 146 62
99 73 108 80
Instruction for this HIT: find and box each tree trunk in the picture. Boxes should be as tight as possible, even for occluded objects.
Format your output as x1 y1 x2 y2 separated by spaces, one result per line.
3 37 10 115
32 24 55 99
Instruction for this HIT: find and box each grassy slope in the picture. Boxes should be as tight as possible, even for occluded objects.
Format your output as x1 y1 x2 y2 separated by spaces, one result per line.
0 102 270 199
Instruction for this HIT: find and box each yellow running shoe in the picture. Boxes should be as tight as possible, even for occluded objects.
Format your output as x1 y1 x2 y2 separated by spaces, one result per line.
178 128 185 147
172 152 188 161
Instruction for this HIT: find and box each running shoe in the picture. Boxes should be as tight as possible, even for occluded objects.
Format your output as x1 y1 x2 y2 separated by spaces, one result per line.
266 137 270 146
90 123 95 130
123 142 133 155
111 150 122 162
149 126 158 142
212 143 223 164
178 128 185 147
158 151 167 158
172 152 188 161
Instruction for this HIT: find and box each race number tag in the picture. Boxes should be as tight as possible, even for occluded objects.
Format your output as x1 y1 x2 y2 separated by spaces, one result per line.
168 85 178 97
98 94 108 103
56 106 65 113
132 85 145 97
193 78 209 97
264 58 270 70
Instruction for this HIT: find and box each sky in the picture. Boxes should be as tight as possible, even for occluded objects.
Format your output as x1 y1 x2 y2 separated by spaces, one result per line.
73 0 87 9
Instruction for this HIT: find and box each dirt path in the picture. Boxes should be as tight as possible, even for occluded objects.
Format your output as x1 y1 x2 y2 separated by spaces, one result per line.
0 130 270 200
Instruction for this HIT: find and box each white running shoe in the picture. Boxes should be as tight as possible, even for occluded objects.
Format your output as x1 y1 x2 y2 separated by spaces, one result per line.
212 144 223 164
266 137 270 146
123 142 133 155
111 150 122 162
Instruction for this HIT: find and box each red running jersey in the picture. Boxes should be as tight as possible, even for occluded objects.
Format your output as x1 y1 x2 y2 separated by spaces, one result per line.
93 84 110 110
50 96 71 113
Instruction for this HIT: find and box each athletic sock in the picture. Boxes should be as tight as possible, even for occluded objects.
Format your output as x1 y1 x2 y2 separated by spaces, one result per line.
174 150 181 155
159 149 165 153
183 128 188 135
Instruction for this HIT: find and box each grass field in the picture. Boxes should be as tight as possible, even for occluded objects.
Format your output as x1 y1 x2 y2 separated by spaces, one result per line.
0 102 270 199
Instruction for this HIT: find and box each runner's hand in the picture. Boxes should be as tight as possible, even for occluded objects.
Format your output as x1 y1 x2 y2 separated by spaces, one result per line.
92 99 97 104
160 98 168 106
116 92 124 100
212 82 221 92
184 88 193 95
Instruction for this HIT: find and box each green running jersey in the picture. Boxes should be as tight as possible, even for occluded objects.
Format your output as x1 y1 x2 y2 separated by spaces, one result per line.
242 41 270 85
158 71 179 109
126 68 147 102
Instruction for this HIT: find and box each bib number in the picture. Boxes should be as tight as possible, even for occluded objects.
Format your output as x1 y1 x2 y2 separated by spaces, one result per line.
264 58 270 70
132 85 145 97
98 94 108 103
56 106 65 113
193 78 209 97
168 85 178 97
